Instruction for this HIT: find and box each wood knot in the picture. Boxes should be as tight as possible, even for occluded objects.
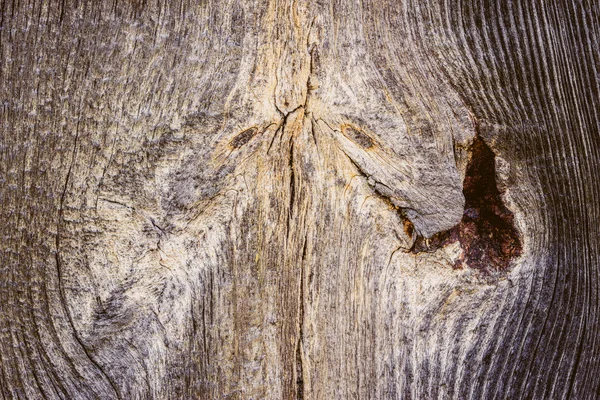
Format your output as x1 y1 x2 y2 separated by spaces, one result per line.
230 127 258 149
342 125 375 149
409 136 522 275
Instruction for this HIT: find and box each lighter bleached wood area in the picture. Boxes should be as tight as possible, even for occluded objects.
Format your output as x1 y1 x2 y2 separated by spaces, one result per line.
1 1 598 399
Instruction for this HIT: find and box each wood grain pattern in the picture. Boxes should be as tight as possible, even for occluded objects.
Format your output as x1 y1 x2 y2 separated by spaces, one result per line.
0 0 598 398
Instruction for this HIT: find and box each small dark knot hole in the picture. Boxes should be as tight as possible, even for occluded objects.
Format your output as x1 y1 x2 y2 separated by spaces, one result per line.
409 136 522 275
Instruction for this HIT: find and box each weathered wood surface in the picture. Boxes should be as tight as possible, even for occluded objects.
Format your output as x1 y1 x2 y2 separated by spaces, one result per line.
1 0 598 398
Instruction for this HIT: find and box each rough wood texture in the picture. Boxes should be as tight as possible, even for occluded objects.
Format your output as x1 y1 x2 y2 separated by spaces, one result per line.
1 1 598 399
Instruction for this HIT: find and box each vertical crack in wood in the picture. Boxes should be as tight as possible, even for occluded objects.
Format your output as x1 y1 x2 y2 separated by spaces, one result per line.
296 234 307 400
286 140 295 240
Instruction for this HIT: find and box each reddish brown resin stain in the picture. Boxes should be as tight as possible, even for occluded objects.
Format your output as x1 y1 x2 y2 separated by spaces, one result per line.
410 136 522 274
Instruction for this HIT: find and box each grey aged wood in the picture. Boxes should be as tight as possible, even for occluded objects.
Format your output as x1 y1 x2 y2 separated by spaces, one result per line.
1 0 598 398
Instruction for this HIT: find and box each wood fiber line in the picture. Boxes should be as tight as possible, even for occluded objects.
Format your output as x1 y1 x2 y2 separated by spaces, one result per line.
1 0 598 399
